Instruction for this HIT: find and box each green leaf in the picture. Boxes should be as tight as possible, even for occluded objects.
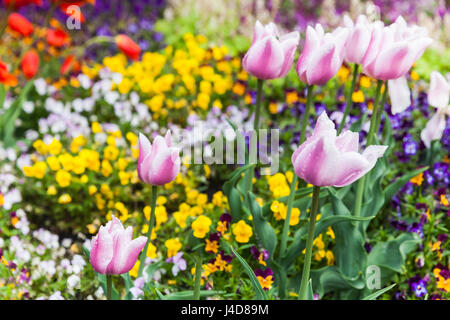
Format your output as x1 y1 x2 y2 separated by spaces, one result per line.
248 192 277 259
224 163 254 182
306 279 314 300
154 288 165 300
120 273 134 300
222 163 254 221
328 189 367 279
0 84 6 108
368 233 420 277
281 213 372 269
0 82 33 147
161 290 225 300
310 266 365 299
228 245 268 300
227 187 245 221
362 283 396 300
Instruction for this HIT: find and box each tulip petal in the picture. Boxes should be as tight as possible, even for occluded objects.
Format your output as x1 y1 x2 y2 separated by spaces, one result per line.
333 145 387 187
428 71 449 109
345 24 371 64
120 236 147 274
252 20 266 44
371 42 410 80
90 226 114 274
137 133 152 182
243 36 284 80
336 130 359 152
305 40 337 85
297 25 320 83
278 36 300 77
165 130 173 147
420 112 446 148
330 151 371 187
361 24 386 74
388 77 411 114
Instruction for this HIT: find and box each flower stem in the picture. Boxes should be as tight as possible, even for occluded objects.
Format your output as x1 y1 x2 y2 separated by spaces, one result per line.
375 82 388 136
137 185 158 278
243 79 264 195
337 64 360 135
299 85 314 144
278 85 314 262
298 185 321 300
353 80 383 218
106 274 113 300
193 255 202 300
253 79 264 131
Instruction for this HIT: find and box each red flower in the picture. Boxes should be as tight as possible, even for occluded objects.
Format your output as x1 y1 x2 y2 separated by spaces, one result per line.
21 50 39 79
115 34 141 61
0 61 18 86
56 0 96 24
51 0 95 5
3 0 42 9
60 55 80 75
59 3 86 23
8 13 34 37
46 29 70 47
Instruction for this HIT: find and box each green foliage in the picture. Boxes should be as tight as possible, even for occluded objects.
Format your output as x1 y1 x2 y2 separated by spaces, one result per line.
415 47 450 80
228 245 268 300
0 82 33 147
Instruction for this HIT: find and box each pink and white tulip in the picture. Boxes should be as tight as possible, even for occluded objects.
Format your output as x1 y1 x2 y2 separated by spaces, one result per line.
242 21 300 80
362 17 432 81
90 216 147 275
361 16 433 114
296 24 349 86
137 131 181 186
291 112 387 187
421 71 450 148
342 14 380 65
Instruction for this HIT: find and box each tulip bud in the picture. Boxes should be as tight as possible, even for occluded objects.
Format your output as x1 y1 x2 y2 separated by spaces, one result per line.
291 112 387 187
4 0 42 9
21 50 39 79
60 55 80 75
47 29 70 47
0 60 18 86
90 216 147 275
242 21 299 80
137 131 181 186
115 35 141 61
8 13 34 37
296 24 349 85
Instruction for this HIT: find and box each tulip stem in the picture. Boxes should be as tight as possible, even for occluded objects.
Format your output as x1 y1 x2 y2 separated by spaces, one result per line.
243 79 264 196
137 185 158 278
337 64 360 135
106 275 113 300
193 255 203 300
298 185 321 300
375 81 388 137
253 79 264 131
299 85 315 144
353 80 383 219
278 85 314 264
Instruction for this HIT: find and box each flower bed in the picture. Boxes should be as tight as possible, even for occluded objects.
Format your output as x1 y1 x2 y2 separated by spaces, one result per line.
0 0 448 300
